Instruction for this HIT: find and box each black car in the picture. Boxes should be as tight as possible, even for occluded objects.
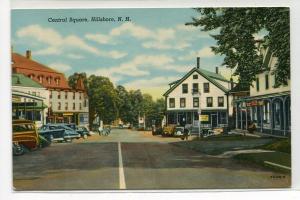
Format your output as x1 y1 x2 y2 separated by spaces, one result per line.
76 126 90 138
38 124 79 142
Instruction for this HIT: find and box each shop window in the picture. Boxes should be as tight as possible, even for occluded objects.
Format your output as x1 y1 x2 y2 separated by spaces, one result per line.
169 98 175 108
219 112 227 124
182 84 188 94
193 97 199 107
180 98 186 108
218 97 224 107
207 97 213 107
252 107 257 122
203 83 210 93
274 101 281 128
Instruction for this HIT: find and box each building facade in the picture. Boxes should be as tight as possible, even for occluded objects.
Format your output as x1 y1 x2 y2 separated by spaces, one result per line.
12 73 49 127
12 50 89 125
163 62 234 130
233 48 291 137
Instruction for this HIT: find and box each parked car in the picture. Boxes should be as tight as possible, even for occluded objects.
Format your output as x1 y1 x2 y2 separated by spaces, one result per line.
12 120 40 154
38 124 79 142
76 126 89 138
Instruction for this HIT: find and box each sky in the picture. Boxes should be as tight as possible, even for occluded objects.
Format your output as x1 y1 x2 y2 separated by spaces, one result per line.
11 8 232 99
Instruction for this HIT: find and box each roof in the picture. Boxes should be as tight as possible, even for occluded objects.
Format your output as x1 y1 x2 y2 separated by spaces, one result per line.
164 67 230 96
229 82 250 93
75 77 86 91
12 73 44 88
12 52 71 89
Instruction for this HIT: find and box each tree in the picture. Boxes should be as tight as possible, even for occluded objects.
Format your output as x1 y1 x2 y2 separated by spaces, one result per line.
115 85 131 124
68 72 88 89
87 75 118 125
186 7 290 86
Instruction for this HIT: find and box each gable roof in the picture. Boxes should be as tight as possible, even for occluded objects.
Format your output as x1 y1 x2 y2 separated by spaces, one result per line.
163 67 230 96
12 52 71 89
12 73 44 88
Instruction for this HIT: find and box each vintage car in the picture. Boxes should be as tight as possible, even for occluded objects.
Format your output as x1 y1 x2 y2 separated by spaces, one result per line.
12 120 40 154
38 124 80 142
57 123 88 139
162 125 176 137
76 126 89 138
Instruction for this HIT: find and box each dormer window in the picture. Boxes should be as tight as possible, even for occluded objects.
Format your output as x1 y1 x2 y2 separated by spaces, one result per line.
38 75 43 83
55 78 60 86
46 77 52 84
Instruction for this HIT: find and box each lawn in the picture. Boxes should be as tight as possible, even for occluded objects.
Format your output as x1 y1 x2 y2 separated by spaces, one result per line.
233 151 291 172
172 135 274 155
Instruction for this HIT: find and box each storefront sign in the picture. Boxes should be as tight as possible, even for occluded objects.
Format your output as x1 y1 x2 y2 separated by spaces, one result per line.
246 100 264 107
199 115 209 122
63 113 74 116
12 96 21 102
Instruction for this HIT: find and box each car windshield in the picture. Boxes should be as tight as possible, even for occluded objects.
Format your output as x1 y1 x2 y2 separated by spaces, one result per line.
13 124 35 132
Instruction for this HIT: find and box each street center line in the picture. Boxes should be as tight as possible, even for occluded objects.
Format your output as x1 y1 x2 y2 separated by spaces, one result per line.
118 142 126 189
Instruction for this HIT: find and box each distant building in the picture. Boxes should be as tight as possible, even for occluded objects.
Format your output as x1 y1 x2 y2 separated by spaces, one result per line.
12 73 49 127
233 48 290 137
163 58 235 131
12 50 89 125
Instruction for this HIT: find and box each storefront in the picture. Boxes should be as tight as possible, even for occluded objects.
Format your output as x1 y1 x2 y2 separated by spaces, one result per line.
165 109 228 129
234 92 290 137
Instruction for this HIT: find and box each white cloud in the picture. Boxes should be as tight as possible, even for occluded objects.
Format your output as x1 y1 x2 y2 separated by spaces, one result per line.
67 53 85 59
85 33 117 45
110 22 153 40
124 75 181 89
17 25 126 59
178 47 215 61
87 54 174 81
142 40 190 50
48 62 71 72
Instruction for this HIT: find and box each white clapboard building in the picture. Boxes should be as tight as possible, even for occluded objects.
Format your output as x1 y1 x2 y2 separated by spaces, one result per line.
163 58 235 131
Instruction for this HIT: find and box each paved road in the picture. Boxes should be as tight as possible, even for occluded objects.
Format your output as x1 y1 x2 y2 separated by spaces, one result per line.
13 129 290 190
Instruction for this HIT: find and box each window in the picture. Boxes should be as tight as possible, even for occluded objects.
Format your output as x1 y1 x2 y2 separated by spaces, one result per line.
58 102 61 110
84 99 87 107
192 83 199 94
180 98 186 108
207 97 213 107
203 83 210 93
32 91 36 96
73 92 75 100
73 103 76 110
265 74 269 90
58 91 61 99
47 77 51 84
79 103 82 110
218 97 224 107
193 74 198 79
65 102 68 110
256 78 260 91
65 91 68 99
193 97 199 107
50 91 52 99
38 76 43 83
182 84 188 94
79 92 82 100
169 98 175 108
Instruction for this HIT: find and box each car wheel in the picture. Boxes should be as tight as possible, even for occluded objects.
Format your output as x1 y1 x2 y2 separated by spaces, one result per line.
83 134 88 139
13 144 25 156
65 138 72 143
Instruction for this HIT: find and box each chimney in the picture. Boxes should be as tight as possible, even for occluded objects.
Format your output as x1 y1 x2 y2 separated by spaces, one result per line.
215 67 219 74
197 57 200 69
26 50 31 59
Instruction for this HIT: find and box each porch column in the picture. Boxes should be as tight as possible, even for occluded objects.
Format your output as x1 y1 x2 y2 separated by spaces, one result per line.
283 98 287 136
260 105 263 133
235 103 238 129
176 112 178 124
240 104 243 129
270 100 273 135
245 106 248 130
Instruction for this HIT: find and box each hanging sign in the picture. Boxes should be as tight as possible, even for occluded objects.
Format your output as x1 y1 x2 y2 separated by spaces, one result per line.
199 115 209 122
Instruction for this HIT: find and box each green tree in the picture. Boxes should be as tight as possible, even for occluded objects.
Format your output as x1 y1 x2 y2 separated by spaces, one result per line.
68 72 88 89
87 75 118 125
187 7 290 86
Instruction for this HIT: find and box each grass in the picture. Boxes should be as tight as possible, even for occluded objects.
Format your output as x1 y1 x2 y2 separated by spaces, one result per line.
260 138 291 154
233 152 291 173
